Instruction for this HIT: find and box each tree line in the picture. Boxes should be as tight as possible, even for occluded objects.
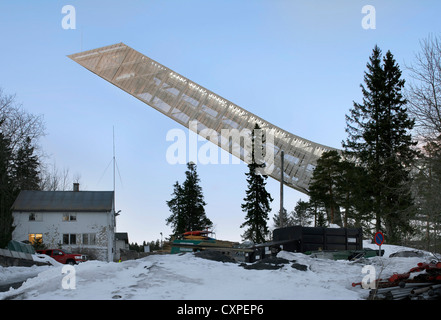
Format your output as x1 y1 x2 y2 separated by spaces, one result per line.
129 239 162 252
166 36 441 251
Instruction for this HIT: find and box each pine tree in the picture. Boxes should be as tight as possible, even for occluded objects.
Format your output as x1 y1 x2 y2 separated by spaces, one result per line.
181 162 212 232
0 89 46 247
0 126 14 248
291 199 313 226
308 150 344 226
166 181 185 235
273 208 290 229
13 136 40 191
307 198 327 227
166 162 212 236
413 137 441 251
343 46 418 243
337 159 372 229
240 124 273 243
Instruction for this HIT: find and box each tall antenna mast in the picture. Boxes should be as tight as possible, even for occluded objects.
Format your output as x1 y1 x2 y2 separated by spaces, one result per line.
112 126 116 263
113 126 116 200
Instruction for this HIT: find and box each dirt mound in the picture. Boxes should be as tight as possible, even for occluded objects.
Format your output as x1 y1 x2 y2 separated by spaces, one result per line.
241 256 290 270
194 250 238 263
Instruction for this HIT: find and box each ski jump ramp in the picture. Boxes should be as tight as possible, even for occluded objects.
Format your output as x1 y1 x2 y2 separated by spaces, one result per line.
69 43 338 194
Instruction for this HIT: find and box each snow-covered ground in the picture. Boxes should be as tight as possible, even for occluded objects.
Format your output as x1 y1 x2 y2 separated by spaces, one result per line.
0 241 437 300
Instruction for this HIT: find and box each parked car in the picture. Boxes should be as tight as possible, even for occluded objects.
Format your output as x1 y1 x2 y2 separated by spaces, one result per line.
37 249 87 265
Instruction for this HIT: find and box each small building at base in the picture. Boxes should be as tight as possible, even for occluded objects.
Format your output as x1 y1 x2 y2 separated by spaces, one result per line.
115 232 129 261
11 185 117 262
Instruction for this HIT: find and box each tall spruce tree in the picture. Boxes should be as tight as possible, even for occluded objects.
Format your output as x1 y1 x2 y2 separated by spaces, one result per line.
165 181 185 236
273 208 290 229
0 125 14 248
343 46 418 243
166 162 212 236
13 136 40 191
240 124 273 243
0 128 41 248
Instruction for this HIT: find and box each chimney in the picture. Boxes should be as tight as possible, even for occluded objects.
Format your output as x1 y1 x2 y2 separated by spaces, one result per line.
73 183 80 192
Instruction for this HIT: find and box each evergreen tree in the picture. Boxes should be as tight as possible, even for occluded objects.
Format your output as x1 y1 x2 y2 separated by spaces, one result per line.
413 136 441 251
240 124 273 243
307 198 327 227
291 199 313 226
337 159 372 229
343 46 418 243
0 125 14 248
165 181 185 235
273 208 291 229
13 136 40 191
0 131 42 248
166 162 212 235
308 150 344 226
181 162 212 232
129 242 141 252
0 89 46 247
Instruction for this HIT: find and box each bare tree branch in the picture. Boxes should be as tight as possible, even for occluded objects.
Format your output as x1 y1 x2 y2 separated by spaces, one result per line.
406 34 441 141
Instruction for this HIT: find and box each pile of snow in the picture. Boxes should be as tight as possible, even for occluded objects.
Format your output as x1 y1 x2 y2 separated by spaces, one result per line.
32 253 62 266
0 241 437 300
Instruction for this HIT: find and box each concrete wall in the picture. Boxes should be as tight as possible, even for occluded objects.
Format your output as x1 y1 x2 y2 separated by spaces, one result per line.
119 249 151 261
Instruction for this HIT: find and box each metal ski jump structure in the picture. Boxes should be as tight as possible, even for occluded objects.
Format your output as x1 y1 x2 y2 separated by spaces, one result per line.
69 43 338 194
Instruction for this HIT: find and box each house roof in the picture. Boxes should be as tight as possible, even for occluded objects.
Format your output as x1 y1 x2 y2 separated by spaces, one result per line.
11 190 114 212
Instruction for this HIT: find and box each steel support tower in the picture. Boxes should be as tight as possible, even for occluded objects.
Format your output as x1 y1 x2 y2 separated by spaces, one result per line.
69 43 338 194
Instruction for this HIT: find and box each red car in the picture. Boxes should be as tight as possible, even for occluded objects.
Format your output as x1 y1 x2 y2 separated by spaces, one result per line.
37 249 87 265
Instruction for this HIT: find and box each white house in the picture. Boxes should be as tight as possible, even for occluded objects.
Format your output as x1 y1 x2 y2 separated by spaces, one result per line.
11 185 116 262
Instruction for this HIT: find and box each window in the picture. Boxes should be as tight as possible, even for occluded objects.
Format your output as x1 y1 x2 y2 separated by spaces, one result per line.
89 233 96 245
82 233 96 246
82 233 88 245
62 213 77 221
53 249 63 256
29 213 42 221
62 233 77 245
28 233 42 244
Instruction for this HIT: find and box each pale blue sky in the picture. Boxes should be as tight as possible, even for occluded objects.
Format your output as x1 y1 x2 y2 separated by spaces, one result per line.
1 1 439 243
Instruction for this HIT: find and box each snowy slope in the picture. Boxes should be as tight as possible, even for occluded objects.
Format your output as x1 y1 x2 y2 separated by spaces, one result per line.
0 241 437 300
